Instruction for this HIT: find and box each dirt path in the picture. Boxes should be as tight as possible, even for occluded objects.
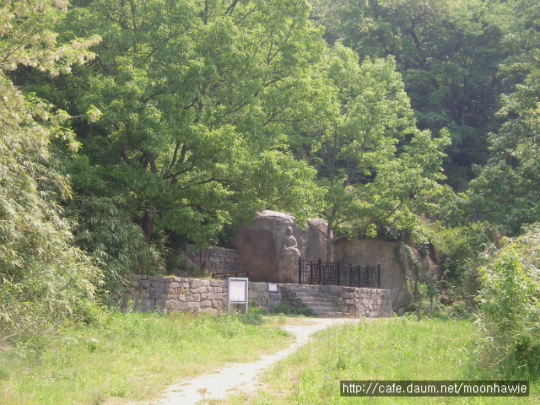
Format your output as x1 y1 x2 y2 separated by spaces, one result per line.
122 317 359 405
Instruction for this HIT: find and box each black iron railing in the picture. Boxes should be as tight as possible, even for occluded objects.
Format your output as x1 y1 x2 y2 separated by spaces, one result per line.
298 258 380 288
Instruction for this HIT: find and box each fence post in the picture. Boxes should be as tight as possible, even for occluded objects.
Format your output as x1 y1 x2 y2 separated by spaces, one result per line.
298 257 302 284
318 258 322 285
337 259 341 286
378 264 381 288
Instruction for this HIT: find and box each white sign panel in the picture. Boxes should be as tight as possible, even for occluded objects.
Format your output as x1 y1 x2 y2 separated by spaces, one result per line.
228 277 249 314
229 279 247 302
268 283 277 292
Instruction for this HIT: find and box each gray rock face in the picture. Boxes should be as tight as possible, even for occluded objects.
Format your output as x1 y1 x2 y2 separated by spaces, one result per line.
233 211 330 283
333 238 440 314
333 238 411 313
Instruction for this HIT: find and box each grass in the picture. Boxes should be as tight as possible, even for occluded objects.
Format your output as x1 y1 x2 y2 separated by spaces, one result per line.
225 318 540 405
0 310 293 405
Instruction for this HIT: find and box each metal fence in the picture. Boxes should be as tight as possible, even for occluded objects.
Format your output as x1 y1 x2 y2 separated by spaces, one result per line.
298 258 380 288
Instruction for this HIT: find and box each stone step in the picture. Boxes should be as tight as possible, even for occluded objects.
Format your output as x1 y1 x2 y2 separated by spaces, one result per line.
293 296 325 302
309 305 339 312
296 300 336 308
290 291 309 297
292 292 329 298
316 311 345 318
279 285 346 318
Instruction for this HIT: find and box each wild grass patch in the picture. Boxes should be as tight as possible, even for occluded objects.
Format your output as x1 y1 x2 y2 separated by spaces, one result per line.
0 310 292 405
227 318 539 405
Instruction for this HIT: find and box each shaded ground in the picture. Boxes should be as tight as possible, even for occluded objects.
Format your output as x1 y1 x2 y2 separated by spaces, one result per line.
112 317 359 405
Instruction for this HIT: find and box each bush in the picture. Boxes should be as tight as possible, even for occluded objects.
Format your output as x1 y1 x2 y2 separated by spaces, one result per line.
0 130 103 338
239 312 264 325
476 225 540 378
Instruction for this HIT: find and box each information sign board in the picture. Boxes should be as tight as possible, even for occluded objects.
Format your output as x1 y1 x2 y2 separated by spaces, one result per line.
227 277 249 314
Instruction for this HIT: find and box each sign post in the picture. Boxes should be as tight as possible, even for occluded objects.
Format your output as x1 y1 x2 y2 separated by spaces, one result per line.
227 277 249 314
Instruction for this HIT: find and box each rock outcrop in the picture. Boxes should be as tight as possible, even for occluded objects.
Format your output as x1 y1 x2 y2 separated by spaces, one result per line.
333 238 439 314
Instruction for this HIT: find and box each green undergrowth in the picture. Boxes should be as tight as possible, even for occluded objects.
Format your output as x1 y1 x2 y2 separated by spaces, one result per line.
227 318 539 405
0 310 292 405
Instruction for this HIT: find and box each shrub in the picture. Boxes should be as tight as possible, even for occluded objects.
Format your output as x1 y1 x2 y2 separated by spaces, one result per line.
0 131 101 337
476 225 540 378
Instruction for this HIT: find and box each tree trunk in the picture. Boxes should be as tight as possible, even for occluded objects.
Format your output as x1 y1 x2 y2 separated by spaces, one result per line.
142 210 153 241
325 222 333 263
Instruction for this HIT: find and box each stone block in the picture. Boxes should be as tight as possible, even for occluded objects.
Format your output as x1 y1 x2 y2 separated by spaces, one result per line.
152 285 165 294
141 299 155 311
224 262 238 271
186 294 201 302
193 286 209 294
212 300 223 308
164 283 180 293
190 279 210 289
164 300 179 310
213 287 222 293
211 280 225 287
187 302 200 311
200 300 212 308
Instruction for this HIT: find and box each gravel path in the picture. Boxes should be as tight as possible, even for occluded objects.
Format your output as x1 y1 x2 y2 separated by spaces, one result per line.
122 317 359 405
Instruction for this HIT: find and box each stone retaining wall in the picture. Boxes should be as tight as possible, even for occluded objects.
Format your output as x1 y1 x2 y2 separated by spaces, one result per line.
117 276 392 317
272 284 393 318
334 286 392 318
183 245 242 274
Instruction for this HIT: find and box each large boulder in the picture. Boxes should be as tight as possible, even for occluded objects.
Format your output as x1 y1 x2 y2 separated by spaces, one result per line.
233 211 330 283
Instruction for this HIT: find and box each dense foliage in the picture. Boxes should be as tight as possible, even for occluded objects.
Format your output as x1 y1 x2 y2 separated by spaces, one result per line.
310 0 539 191
477 225 540 378
0 0 101 335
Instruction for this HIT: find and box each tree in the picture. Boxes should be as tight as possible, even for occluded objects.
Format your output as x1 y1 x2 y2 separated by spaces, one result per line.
0 0 101 335
310 0 514 190
298 44 449 261
468 52 540 234
467 0 540 235
52 0 323 262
